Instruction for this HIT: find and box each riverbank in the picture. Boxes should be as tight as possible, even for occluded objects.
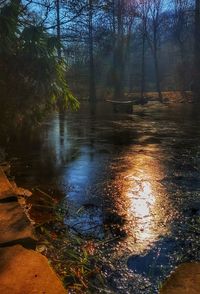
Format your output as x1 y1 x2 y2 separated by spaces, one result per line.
127 91 193 103
0 162 105 293
104 91 193 104
0 166 67 294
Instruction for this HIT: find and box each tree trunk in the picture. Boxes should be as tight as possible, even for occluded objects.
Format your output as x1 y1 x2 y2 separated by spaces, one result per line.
153 29 163 102
154 51 162 102
178 42 187 98
113 0 124 101
88 0 96 103
194 0 200 99
140 32 146 103
56 0 61 59
112 0 116 34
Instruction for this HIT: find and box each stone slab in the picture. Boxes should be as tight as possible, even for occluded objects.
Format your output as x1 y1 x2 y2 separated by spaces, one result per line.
0 245 67 294
0 202 36 248
0 168 16 200
160 263 200 294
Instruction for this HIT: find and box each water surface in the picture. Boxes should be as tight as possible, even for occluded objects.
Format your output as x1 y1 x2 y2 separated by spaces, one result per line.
5 102 200 293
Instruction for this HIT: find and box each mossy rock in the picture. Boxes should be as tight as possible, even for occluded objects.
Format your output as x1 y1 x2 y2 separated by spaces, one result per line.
160 263 200 294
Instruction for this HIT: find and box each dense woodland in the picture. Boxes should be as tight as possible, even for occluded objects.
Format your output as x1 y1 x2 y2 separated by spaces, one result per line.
0 0 200 120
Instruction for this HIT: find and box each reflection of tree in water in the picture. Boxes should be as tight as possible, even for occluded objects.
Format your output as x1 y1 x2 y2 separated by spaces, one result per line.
4 114 81 187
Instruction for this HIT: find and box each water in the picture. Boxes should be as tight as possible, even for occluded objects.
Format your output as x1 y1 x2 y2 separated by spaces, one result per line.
4 102 200 293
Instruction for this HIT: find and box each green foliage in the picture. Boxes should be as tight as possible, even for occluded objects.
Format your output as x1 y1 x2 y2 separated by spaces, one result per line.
0 0 20 54
0 1 78 126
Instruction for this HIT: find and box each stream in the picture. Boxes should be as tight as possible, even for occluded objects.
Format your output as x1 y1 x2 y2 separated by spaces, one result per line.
4 102 200 293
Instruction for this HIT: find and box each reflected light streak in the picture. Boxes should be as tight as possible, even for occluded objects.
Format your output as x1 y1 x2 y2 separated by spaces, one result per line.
130 180 155 242
133 182 155 217
125 153 167 248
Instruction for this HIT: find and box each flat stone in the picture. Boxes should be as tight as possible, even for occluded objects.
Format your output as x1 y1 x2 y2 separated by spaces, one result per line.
0 245 67 294
0 168 16 200
0 202 36 248
160 263 200 294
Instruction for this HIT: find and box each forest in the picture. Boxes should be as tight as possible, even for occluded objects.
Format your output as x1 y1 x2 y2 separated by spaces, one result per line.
0 0 200 118
1 1 200 294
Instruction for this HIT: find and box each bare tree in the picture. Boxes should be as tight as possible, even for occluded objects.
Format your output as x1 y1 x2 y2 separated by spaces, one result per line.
147 0 163 102
172 0 190 95
194 0 200 98
56 0 61 59
112 0 125 100
112 0 136 100
138 0 150 103
88 0 96 102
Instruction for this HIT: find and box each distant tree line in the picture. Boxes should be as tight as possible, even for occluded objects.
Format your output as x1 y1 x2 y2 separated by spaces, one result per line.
49 0 200 102
0 0 200 115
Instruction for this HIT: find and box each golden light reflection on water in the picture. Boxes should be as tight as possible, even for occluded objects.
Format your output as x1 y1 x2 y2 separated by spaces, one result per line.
128 180 155 242
117 149 175 255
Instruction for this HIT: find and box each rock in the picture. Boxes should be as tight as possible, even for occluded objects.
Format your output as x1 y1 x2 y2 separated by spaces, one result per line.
160 263 200 294
15 186 32 197
0 202 37 248
0 168 16 201
0 245 67 294
10 181 32 197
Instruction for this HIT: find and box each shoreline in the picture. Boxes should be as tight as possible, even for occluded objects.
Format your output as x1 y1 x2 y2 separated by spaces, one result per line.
0 166 67 294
